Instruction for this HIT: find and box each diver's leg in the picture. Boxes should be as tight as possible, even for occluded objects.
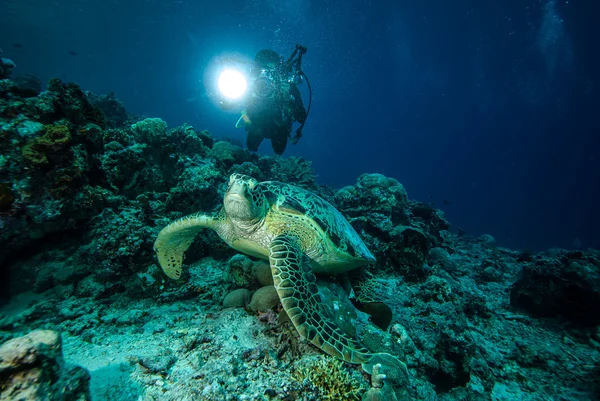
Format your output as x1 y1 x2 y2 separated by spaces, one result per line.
246 129 263 152
271 135 288 155
271 126 289 155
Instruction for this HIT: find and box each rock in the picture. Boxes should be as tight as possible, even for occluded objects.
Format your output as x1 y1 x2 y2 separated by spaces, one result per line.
13 74 42 97
358 173 391 189
0 58 16 79
213 140 246 167
197 129 214 148
428 247 450 265
510 259 600 326
248 285 280 313
0 329 91 400
74 274 107 298
390 226 431 281
251 261 274 286
228 254 255 287
479 234 496 246
138 354 177 376
223 288 252 308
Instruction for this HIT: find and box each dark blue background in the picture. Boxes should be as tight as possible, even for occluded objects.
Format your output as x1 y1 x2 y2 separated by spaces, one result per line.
1 0 598 250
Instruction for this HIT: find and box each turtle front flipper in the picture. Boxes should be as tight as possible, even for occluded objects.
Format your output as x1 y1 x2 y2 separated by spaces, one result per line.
154 212 218 280
269 234 372 364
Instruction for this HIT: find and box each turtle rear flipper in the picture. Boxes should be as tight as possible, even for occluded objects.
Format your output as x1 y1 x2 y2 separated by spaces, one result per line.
269 234 372 364
154 212 217 280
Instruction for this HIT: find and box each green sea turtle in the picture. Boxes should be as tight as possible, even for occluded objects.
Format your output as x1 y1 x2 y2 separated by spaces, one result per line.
154 173 403 371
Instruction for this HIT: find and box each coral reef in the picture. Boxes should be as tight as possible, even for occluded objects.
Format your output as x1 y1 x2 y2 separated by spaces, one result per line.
510 249 600 326
86 91 129 128
1 72 599 401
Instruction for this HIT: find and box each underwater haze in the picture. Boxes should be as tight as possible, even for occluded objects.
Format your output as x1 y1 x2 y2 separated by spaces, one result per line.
3 1 600 400
2 0 599 251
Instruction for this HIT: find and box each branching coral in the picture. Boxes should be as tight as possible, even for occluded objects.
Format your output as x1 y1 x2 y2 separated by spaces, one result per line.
292 356 366 400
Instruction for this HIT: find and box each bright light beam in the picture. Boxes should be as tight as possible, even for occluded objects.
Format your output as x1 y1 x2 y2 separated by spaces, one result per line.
217 68 247 99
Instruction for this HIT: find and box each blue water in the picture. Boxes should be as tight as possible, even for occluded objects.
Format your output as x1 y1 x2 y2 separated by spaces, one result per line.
2 0 598 251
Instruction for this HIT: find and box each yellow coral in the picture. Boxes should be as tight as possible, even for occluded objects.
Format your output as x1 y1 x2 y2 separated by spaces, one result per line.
292 356 366 400
22 125 71 165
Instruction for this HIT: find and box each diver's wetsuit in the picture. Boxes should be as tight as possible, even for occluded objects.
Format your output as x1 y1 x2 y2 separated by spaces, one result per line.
245 76 306 155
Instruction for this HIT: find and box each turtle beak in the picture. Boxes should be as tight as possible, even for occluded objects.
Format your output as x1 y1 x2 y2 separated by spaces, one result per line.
226 182 248 200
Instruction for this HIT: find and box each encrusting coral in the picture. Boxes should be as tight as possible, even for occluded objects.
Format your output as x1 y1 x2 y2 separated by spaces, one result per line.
21 124 72 166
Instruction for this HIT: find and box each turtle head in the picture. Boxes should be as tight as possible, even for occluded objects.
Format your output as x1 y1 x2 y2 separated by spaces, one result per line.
224 174 266 221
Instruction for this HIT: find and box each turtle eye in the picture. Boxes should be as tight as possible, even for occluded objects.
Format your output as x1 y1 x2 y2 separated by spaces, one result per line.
248 179 257 190
229 175 236 185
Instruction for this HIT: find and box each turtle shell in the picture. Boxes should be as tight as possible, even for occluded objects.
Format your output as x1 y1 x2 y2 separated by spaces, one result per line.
259 181 375 262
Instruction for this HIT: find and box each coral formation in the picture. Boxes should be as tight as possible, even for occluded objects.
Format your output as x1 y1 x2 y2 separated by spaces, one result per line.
292 356 366 400
0 71 599 401
21 124 72 166
87 91 129 128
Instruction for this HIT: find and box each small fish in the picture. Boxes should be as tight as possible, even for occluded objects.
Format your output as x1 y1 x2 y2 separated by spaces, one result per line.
68 51 78 56
13 43 23 48
443 200 450 205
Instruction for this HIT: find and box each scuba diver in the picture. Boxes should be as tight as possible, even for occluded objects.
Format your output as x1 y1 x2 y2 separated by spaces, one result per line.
222 45 311 155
